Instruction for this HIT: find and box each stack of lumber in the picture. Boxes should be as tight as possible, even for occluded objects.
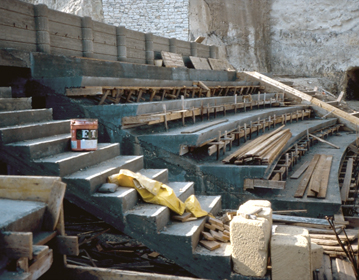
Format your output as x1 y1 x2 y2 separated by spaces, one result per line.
199 213 234 251
294 154 333 199
223 125 292 165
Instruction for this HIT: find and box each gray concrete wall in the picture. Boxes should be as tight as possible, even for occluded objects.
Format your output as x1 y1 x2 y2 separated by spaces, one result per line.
0 0 216 66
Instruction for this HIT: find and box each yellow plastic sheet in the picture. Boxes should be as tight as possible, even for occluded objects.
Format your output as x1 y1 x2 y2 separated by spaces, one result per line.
108 169 208 217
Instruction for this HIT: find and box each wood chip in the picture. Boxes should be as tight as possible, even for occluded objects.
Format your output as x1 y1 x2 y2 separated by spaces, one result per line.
148 252 160 258
172 212 192 222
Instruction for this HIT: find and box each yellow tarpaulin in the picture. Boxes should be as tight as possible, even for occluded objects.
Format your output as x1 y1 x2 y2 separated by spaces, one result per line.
108 169 208 217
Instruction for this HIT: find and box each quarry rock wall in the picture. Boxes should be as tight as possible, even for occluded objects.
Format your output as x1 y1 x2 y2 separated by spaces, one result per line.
102 0 189 41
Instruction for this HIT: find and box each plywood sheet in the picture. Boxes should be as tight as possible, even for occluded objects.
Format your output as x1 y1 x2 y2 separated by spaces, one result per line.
161 51 185 68
189 56 211 70
208 58 235 71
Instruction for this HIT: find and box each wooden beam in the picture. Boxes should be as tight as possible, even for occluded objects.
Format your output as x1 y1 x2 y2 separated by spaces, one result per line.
29 249 53 280
66 87 103 96
272 214 329 227
0 231 32 259
309 133 340 149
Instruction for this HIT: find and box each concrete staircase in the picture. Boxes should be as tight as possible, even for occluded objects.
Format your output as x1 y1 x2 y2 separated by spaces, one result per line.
0 93 250 279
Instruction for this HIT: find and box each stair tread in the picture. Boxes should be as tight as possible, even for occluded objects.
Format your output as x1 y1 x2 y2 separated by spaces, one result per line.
65 155 143 180
0 108 50 115
161 195 221 236
126 181 194 217
6 133 70 147
0 119 69 131
34 143 118 163
138 168 168 182
92 186 136 198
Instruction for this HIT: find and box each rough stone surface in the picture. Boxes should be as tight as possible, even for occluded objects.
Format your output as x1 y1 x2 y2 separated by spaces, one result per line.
102 0 189 41
311 242 323 270
271 233 312 280
230 216 270 277
22 0 104 22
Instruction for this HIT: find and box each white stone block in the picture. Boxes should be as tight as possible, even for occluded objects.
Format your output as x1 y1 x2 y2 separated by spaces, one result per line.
271 233 312 280
311 242 323 270
231 216 271 277
238 200 272 225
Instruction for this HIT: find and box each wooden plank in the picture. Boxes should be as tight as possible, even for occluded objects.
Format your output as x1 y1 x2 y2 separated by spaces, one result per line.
294 154 321 198
28 249 53 280
43 181 66 231
316 155 333 199
290 160 310 179
0 231 32 259
308 155 329 194
199 240 220 251
48 20 82 40
311 239 339 246
0 8 35 31
32 245 49 262
0 0 34 15
244 179 285 190
189 56 211 70
272 214 329 226
161 51 185 68
322 244 358 252
181 119 228 134
66 87 103 97
341 157 354 203
201 231 215 241
309 133 340 149
344 216 359 227
208 58 235 71
56 235 79 256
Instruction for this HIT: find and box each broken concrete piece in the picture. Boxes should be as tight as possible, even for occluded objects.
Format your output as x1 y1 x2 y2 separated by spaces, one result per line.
311 242 323 270
97 183 118 193
271 226 312 280
231 215 271 277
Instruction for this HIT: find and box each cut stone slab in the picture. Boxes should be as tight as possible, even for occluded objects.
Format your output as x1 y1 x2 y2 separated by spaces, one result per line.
271 233 312 280
0 199 46 232
311 242 323 270
231 215 271 277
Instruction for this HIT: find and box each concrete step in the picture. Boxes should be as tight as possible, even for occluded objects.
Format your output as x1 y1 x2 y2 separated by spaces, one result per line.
91 168 169 220
34 143 120 177
158 195 221 255
6 133 71 160
0 97 32 111
0 108 53 128
0 120 70 144
64 155 144 197
125 181 195 232
138 168 168 184
0 198 46 233
193 243 233 280
0 87 12 98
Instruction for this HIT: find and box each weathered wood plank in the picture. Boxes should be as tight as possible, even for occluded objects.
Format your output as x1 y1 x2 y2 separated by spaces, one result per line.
308 155 331 195
56 235 79 256
0 231 33 259
244 179 285 190
189 56 211 70
208 58 235 71
42 181 66 231
272 214 329 226
161 51 185 68
66 87 103 96
294 154 321 198
290 160 310 179
29 249 53 280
